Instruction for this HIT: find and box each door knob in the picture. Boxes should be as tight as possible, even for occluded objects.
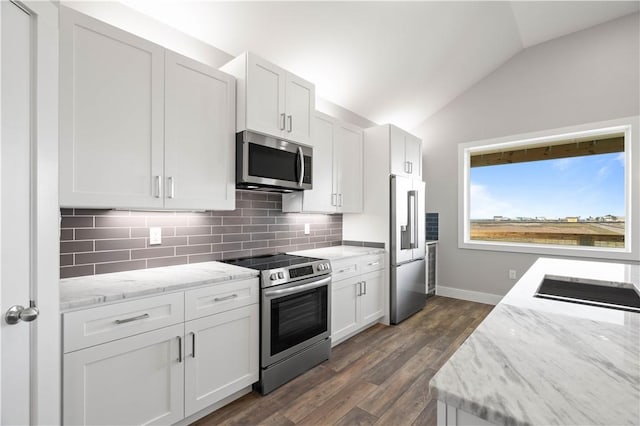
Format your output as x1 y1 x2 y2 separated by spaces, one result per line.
5 303 39 325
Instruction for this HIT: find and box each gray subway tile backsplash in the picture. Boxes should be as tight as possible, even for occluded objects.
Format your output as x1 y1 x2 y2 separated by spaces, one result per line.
60 190 343 278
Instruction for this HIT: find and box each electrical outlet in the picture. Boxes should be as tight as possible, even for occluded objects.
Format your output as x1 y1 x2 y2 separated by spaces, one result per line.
149 227 162 245
304 223 310 235
508 269 517 280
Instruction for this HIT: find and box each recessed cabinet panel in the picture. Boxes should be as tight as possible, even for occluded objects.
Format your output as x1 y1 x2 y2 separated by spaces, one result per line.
360 270 384 324
337 125 363 213
164 52 235 210
389 125 422 178
184 305 259 416
285 73 314 145
246 55 286 137
299 113 335 212
63 324 184 426
331 277 360 343
59 8 164 208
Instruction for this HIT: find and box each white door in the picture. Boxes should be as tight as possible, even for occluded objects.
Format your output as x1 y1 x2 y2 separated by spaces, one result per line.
1 1 60 424
336 124 363 213
331 278 359 344
59 7 165 209
63 324 185 426
246 53 287 138
164 51 235 211
184 305 259 417
360 270 384 325
302 113 335 212
284 72 314 145
389 125 408 176
405 134 422 177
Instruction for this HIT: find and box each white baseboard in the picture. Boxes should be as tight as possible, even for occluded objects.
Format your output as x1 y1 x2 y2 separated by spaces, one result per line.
435 286 503 305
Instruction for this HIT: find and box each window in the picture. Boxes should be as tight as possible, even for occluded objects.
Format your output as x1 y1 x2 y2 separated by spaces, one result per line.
458 117 639 261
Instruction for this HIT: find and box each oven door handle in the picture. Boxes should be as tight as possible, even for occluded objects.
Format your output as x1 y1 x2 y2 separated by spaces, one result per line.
264 276 331 298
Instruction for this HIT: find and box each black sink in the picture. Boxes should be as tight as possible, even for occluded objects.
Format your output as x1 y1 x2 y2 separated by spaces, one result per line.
534 277 640 313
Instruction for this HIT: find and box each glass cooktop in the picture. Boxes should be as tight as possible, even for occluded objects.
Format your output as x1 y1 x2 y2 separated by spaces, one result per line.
220 253 324 271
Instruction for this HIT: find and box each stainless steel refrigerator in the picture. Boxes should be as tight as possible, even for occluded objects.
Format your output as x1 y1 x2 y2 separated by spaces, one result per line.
390 175 426 324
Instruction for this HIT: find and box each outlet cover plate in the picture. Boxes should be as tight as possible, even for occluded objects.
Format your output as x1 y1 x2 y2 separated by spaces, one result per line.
149 227 162 245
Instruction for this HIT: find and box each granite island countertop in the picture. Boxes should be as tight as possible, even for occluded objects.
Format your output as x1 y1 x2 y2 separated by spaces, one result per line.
288 245 385 261
60 261 259 312
429 257 640 425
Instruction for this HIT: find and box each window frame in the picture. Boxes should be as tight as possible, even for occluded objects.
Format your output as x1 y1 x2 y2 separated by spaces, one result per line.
458 116 639 261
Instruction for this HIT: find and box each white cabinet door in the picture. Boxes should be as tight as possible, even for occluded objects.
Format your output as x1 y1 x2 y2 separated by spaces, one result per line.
164 51 235 211
331 277 360 343
184 305 259 417
389 125 408 177
59 8 164 209
336 124 363 213
303 113 336 212
63 324 184 426
245 54 287 138
284 72 314 145
359 270 384 325
405 133 422 177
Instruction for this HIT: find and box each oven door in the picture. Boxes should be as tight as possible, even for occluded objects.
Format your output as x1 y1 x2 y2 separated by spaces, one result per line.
238 131 312 190
261 275 331 367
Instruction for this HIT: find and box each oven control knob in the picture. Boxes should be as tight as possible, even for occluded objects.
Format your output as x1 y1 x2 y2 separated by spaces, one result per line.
324 263 330 270
278 272 285 279
318 264 325 271
270 273 278 280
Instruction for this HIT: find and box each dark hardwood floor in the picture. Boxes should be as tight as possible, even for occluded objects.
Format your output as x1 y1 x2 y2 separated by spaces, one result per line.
192 296 494 426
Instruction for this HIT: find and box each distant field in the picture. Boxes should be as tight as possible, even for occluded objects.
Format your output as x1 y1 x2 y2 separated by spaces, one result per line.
470 221 624 247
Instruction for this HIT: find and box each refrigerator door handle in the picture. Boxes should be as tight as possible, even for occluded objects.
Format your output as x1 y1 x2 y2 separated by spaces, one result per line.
408 190 417 248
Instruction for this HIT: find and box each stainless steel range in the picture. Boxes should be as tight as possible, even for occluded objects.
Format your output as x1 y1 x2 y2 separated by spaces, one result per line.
220 253 332 394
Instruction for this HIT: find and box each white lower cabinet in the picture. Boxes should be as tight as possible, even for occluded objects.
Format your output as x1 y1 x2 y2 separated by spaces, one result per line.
62 278 259 425
331 254 386 345
184 305 259 417
63 324 185 426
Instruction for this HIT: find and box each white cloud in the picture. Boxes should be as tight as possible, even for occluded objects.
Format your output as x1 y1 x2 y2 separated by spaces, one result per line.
470 184 518 219
552 157 578 171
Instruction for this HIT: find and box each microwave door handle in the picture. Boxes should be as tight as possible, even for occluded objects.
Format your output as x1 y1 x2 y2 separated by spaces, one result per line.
297 146 304 187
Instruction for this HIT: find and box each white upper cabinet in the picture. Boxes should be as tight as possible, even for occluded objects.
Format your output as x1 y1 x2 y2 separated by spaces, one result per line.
336 123 364 213
164 51 235 210
390 124 422 177
282 112 363 213
59 7 165 209
221 52 315 145
59 8 235 210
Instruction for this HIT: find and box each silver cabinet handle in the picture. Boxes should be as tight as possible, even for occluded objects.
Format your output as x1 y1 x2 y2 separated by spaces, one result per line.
404 161 410 173
214 294 238 302
287 115 293 132
338 194 343 207
280 113 286 130
190 331 196 358
297 146 304 187
367 261 380 266
331 193 337 206
155 175 162 198
114 313 149 324
177 336 183 363
363 281 367 295
409 162 413 174
167 176 175 199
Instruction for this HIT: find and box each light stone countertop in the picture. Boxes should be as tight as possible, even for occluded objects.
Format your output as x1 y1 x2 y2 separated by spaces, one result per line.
60 261 259 312
288 245 385 261
429 257 640 425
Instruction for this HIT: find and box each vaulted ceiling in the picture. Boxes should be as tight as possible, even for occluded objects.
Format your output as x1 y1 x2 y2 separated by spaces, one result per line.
120 1 639 130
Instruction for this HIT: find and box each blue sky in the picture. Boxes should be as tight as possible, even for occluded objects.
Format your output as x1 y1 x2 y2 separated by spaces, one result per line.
470 152 625 219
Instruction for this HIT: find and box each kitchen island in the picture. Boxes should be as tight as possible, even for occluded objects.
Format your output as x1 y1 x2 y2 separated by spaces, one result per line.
429 257 640 425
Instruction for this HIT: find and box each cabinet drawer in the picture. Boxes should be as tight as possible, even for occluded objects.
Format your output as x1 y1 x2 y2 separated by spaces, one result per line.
330 258 360 282
185 278 259 321
359 253 385 274
63 292 185 353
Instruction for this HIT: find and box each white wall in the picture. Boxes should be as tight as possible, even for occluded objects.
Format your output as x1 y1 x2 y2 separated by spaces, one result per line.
413 13 640 298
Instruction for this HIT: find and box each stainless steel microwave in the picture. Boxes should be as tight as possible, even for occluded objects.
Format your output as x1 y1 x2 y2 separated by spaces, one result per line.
236 131 312 192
